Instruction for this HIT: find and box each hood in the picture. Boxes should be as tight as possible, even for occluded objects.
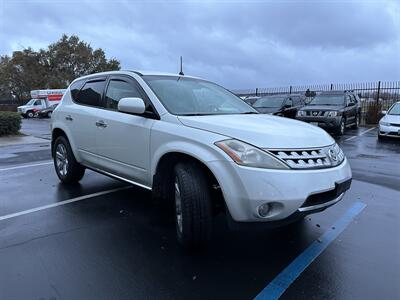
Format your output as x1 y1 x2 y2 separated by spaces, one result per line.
301 105 343 111
381 114 400 124
178 114 334 149
255 107 280 114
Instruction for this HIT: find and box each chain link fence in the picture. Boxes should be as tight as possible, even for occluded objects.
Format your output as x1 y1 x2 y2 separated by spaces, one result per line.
233 81 400 124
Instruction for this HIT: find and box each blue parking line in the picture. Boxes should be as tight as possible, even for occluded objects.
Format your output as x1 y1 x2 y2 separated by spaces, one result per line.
254 201 366 300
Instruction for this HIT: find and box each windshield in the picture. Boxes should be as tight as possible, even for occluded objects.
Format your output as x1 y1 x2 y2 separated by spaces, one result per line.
388 103 400 115
26 99 36 105
253 97 286 108
309 95 345 106
143 76 258 115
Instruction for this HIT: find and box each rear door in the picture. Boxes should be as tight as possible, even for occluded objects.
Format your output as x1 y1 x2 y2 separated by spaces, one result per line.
94 75 156 186
67 77 107 167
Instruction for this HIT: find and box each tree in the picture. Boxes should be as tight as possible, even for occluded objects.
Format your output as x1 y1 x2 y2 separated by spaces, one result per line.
0 34 120 104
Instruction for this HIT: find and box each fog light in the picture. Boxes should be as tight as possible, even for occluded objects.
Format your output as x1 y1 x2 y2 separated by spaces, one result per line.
258 203 271 217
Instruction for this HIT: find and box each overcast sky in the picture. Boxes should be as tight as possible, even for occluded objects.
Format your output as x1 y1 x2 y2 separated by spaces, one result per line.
1 0 399 89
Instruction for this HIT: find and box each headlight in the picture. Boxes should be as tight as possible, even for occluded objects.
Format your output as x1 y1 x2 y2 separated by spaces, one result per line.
379 121 390 126
328 143 345 167
326 111 338 117
297 111 305 117
215 139 289 169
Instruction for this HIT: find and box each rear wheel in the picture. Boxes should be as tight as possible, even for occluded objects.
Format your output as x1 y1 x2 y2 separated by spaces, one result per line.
53 136 85 184
174 161 212 249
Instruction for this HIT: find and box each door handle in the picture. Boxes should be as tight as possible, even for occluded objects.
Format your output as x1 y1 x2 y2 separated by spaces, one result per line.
96 120 108 128
65 115 73 121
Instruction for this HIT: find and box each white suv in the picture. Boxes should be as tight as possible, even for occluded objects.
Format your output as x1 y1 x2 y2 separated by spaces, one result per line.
51 71 352 248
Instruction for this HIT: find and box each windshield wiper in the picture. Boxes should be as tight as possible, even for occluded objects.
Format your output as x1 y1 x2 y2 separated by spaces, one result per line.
180 113 210 116
241 111 259 114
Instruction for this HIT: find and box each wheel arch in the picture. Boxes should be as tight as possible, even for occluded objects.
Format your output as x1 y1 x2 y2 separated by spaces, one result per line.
51 125 80 161
152 151 225 213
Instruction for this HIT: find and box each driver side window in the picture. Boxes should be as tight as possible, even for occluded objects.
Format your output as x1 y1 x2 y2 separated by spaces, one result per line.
105 79 141 110
285 98 293 107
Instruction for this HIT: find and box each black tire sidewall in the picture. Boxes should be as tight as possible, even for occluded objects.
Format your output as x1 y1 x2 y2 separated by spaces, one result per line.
174 162 212 249
53 136 84 184
337 118 345 136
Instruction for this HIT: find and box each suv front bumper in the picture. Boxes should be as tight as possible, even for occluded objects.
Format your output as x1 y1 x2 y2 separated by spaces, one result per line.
296 116 341 131
208 158 352 223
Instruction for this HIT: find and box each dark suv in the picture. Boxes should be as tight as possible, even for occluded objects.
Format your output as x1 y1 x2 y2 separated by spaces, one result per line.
252 94 305 118
295 91 361 135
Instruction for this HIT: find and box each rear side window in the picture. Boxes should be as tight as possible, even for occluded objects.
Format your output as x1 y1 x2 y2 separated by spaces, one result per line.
105 79 141 110
70 80 85 101
76 80 106 107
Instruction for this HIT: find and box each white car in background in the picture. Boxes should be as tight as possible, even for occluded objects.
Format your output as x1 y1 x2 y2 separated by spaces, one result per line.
51 71 352 248
379 101 400 139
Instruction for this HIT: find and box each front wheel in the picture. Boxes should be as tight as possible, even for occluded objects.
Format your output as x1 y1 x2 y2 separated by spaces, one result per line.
26 111 34 118
351 114 359 129
53 136 85 184
174 162 212 249
336 118 345 136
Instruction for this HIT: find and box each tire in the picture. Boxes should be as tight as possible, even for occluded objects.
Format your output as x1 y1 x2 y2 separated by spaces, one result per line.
336 118 345 136
173 161 212 249
351 114 359 129
53 136 85 184
26 110 34 118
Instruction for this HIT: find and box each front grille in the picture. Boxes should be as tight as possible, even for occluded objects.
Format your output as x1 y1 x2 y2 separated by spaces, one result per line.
300 178 352 208
306 111 324 117
268 147 332 169
390 123 400 127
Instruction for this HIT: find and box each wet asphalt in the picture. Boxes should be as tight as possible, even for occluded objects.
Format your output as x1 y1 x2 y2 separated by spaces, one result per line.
0 119 399 300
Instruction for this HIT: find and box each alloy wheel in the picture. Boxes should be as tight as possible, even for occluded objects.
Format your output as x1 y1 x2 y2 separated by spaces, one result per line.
55 143 69 177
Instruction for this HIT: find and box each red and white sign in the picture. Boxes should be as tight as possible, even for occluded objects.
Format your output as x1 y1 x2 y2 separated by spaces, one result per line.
31 89 66 102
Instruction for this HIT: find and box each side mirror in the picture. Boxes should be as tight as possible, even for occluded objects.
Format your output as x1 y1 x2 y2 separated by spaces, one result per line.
381 110 387 115
118 97 146 114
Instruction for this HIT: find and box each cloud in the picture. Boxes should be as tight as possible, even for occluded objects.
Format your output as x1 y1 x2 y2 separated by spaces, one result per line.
1 0 399 89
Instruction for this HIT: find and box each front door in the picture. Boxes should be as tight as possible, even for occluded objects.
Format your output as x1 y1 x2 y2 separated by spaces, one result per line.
94 76 155 186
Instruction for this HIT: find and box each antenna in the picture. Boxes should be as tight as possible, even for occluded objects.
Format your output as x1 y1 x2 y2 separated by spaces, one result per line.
179 56 184 76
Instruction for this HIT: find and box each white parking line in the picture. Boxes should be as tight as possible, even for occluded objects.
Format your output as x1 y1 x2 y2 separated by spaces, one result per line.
0 186 131 222
345 127 376 141
0 161 53 171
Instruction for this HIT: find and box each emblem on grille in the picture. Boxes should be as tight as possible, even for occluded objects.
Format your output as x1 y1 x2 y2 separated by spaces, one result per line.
328 148 338 162
312 111 318 116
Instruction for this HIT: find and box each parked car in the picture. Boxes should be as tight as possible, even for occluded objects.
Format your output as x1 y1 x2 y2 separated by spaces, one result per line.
296 91 361 135
17 89 65 118
252 94 305 118
37 103 58 118
51 71 352 248
378 101 400 139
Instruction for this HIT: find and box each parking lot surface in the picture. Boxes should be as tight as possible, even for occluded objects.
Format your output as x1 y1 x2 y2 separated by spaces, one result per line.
0 120 399 300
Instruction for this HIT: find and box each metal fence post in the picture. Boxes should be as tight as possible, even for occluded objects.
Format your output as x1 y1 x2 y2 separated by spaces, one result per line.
376 81 381 101
255 88 258 96
330 83 333 91
289 86 292 94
